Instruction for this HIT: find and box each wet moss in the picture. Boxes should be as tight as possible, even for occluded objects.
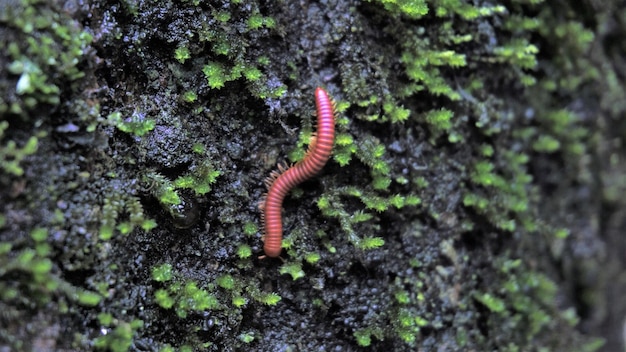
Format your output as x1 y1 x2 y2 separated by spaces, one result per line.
1 0 622 350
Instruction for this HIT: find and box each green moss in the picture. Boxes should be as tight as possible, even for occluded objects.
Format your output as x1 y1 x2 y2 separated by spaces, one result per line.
354 328 372 346
182 90 198 103
202 62 228 89
98 188 155 240
217 275 235 290
236 244 252 259
279 263 305 280
358 237 385 250
94 319 143 352
174 46 191 64
474 292 506 313
152 263 173 282
154 289 175 309
238 332 255 343
368 0 429 18
107 111 156 137
1 1 93 117
246 14 264 30
173 159 220 195
423 108 453 139
232 295 247 308
243 222 258 236
97 312 114 326
304 252 321 264
154 277 222 318
257 292 281 305
0 122 39 177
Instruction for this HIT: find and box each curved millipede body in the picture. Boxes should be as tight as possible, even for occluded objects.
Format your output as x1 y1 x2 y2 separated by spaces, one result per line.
260 87 336 258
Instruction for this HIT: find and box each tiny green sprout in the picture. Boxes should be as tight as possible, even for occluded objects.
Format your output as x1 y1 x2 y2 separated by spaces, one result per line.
404 195 421 206
202 62 227 89
192 143 205 154
359 237 385 250
395 290 411 304
141 219 157 231
107 111 155 137
242 66 262 81
174 46 191 64
279 263 305 280
154 289 175 309
354 329 372 347
239 332 255 343
243 222 258 236
555 228 570 239
383 101 410 123
335 133 354 146
532 135 561 153
247 14 264 30
333 150 353 166
424 108 453 133
372 175 391 190
304 252 320 264
0 242 12 255
474 292 506 313
257 56 270 66
236 244 252 259
76 290 102 307
98 312 114 326
152 263 173 282
182 282 219 312
480 144 494 157
116 222 132 235
263 17 276 29
351 210 373 223
414 316 428 327
260 292 281 305
31 258 52 276
217 275 235 290
30 227 47 242
99 225 114 240
182 90 198 103
389 194 405 208
213 10 231 23
232 296 247 307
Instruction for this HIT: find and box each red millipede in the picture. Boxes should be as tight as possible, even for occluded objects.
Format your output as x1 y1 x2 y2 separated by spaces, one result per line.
260 87 336 258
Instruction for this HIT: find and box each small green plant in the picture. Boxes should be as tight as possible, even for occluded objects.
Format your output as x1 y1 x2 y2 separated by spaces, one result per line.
98 188 156 240
152 263 173 282
217 275 235 290
154 279 220 318
107 111 156 137
174 46 191 64
182 90 197 103
202 62 228 89
236 244 252 259
173 159 220 195
0 121 39 177
354 329 372 347
243 222 258 236
238 332 255 343
94 318 144 352
279 263 305 280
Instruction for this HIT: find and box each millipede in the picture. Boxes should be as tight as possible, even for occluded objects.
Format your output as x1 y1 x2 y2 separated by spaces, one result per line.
259 87 336 258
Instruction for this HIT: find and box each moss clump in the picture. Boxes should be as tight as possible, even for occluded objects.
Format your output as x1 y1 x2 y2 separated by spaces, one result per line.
0 122 39 177
0 0 93 117
107 111 156 137
93 318 144 352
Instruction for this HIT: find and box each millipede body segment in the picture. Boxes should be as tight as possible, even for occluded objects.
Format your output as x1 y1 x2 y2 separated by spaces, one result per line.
260 87 336 258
